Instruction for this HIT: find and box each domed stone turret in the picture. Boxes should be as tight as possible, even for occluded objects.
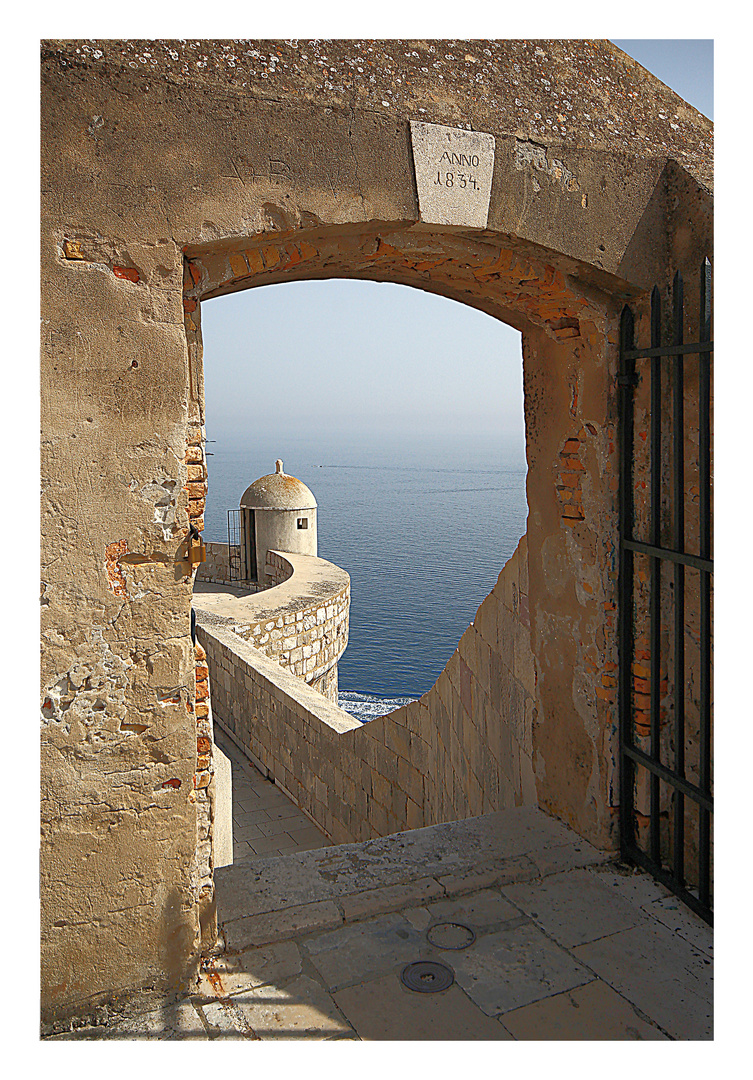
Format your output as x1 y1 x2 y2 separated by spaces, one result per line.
238 460 318 583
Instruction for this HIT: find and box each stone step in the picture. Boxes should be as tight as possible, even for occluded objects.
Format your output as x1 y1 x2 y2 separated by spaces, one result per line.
216 806 612 952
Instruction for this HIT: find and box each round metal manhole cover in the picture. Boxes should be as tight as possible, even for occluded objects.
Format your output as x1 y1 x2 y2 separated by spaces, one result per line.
426 921 476 950
400 961 455 994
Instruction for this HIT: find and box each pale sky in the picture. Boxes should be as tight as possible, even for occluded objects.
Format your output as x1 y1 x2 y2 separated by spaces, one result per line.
201 40 713 450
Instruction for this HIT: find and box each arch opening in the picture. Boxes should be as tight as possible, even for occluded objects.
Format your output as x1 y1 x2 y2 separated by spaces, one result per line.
198 276 527 707
186 223 621 854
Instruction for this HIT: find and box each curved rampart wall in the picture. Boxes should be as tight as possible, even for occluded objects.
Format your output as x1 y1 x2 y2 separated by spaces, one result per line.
198 536 535 842
195 551 349 702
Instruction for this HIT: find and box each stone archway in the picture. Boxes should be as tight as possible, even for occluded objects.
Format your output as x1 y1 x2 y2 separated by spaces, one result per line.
184 223 624 851
40 39 712 1027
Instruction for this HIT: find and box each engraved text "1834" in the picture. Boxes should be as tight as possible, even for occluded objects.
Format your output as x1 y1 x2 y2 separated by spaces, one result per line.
434 172 479 190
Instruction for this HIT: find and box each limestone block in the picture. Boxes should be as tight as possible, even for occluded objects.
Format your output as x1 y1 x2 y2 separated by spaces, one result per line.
222 900 343 952
410 121 495 228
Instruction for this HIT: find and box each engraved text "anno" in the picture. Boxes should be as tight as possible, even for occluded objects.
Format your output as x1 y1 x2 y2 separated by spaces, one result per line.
439 151 481 168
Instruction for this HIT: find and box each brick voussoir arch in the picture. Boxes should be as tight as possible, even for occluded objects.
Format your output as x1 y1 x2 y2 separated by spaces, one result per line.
183 226 608 342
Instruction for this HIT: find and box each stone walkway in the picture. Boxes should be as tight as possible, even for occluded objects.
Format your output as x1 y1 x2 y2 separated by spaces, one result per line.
217 727 329 859
49 807 713 1040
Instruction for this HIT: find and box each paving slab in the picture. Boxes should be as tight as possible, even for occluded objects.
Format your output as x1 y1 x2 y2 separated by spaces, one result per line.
210 975 354 1040
258 817 303 838
304 911 437 992
573 920 713 1039
501 867 647 947
402 906 434 931
199 997 256 1039
499 978 669 1040
424 888 521 932
587 863 674 908
449 921 595 1016
334 972 513 1041
642 895 713 959
235 823 264 842
197 940 303 1000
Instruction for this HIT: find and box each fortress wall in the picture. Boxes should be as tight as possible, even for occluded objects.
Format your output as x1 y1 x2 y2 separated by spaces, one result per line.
197 535 536 843
197 542 234 586
196 544 294 591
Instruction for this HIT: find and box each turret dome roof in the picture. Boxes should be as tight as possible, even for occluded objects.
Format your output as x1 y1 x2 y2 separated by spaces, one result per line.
240 460 317 510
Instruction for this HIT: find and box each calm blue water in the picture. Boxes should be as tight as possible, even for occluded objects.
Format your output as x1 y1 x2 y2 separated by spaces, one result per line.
202 433 527 716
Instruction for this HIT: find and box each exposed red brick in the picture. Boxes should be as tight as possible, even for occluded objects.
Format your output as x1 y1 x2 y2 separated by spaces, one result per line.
104 539 129 597
113 265 140 283
561 472 581 488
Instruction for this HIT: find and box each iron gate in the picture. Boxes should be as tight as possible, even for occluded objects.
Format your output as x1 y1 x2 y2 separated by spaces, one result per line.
618 259 713 925
227 509 242 583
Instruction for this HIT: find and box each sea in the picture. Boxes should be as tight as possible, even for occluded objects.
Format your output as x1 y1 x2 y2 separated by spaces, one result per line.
201 433 528 724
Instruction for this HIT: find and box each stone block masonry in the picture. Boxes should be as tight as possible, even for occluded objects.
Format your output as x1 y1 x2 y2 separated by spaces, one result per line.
196 543 280 592
197 543 234 587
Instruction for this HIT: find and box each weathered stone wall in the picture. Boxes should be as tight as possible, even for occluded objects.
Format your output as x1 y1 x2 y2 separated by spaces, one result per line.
264 550 295 587
40 37 712 1025
198 535 536 840
192 639 216 948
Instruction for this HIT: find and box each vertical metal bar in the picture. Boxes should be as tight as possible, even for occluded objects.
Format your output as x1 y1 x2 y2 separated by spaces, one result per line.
698 258 712 907
649 286 663 865
227 509 234 582
619 306 637 859
672 271 686 884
